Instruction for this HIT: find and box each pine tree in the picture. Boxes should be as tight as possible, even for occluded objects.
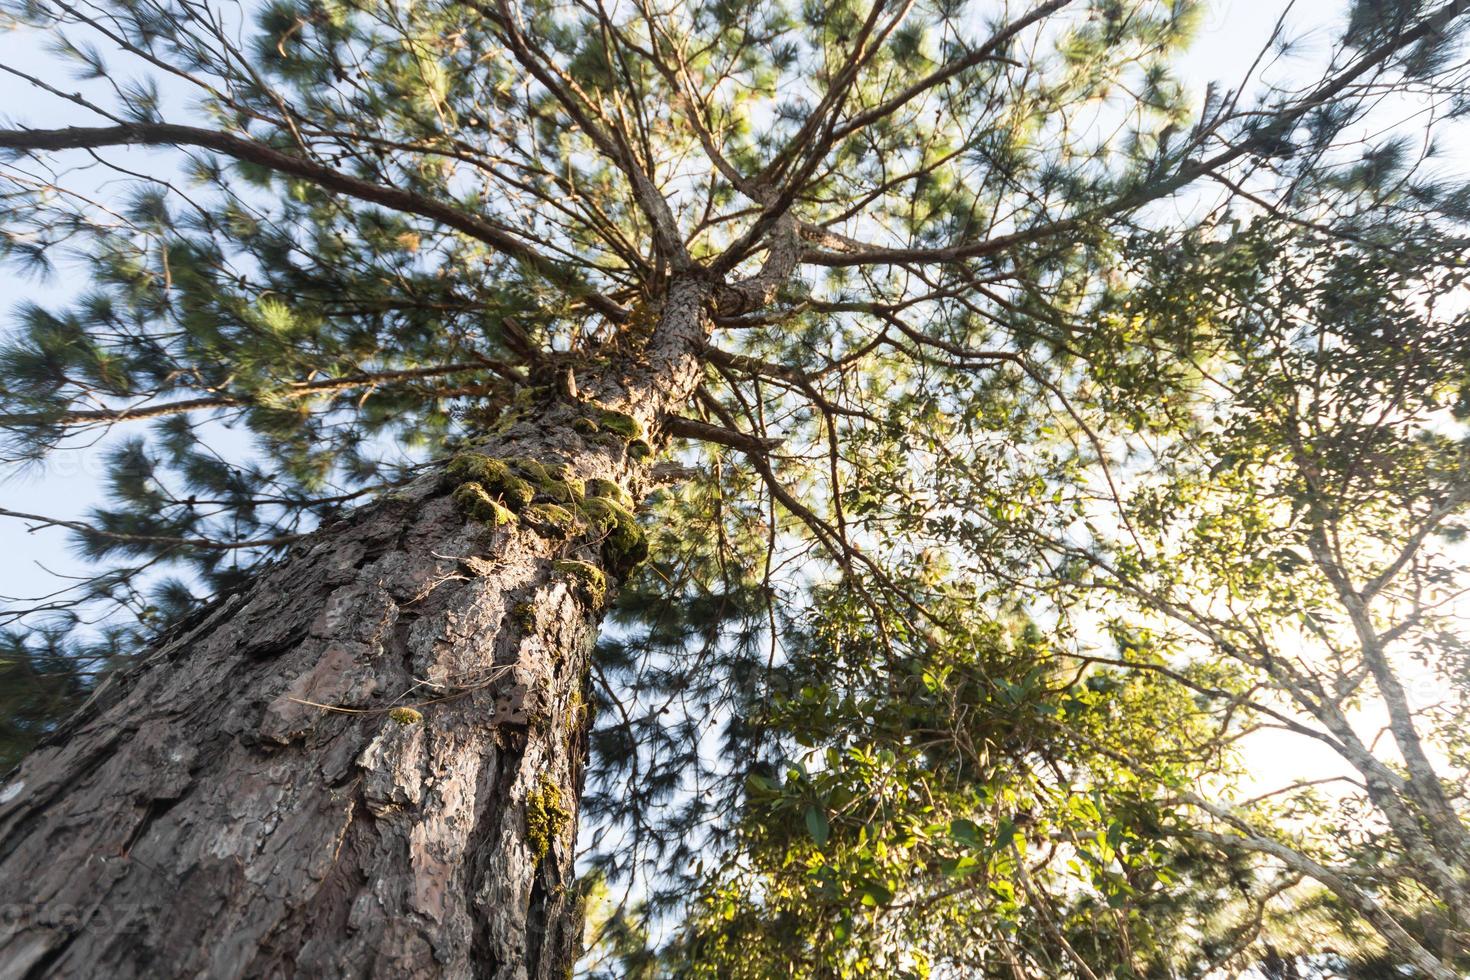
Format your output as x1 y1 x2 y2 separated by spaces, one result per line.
0 0 1466 977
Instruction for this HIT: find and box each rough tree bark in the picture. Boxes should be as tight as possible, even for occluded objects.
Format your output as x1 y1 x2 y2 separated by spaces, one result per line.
0 276 720 979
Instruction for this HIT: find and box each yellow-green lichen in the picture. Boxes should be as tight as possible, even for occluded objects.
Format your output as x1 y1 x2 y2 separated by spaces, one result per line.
512 601 537 632
452 482 517 526
569 684 596 728
446 451 503 485
542 460 580 485
553 559 607 607
525 774 569 862
449 453 605 537
389 706 423 725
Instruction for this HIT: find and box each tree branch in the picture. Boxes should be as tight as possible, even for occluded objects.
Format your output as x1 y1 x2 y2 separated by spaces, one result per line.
798 0 1469 269
0 507 303 551
0 361 521 428
0 122 628 321
662 414 783 452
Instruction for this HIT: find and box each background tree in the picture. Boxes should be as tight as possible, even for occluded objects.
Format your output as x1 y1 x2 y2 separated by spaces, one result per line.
1050 215 1470 976
890 41 1470 976
0 0 1466 977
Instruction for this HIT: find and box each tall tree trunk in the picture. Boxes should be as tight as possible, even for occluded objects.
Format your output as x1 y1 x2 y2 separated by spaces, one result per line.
0 278 715 979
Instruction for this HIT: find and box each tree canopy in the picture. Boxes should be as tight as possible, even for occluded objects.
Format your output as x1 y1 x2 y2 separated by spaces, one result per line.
2 0 1469 975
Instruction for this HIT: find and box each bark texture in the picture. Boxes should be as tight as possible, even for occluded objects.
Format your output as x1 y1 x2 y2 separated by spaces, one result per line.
0 276 718 979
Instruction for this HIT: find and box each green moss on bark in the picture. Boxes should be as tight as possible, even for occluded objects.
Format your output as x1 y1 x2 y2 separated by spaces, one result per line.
578 496 647 575
523 503 578 537
449 453 645 575
446 453 535 509
507 457 585 505
553 559 607 607
452 482 517 526
526 774 569 863
595 409 643 440
584 478 631 507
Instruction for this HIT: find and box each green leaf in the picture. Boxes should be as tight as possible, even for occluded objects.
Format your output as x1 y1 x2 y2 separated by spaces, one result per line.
949 818 983 850
805 805 830 847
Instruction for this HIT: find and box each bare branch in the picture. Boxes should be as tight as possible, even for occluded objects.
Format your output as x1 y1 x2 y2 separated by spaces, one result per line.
662 414 784 452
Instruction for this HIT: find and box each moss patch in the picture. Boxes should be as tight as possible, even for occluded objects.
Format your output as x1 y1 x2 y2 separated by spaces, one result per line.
626 438 653 461
491 407 525 435
388 706 423 726
525 774 569 863
447 453 535 510
553 559 607 607
522 503 577 538
584 477 631 507
508 457 585 505
448 453 598 537
578 496 648 576
595 409 644 441
513 384 550 407
449 454 646 576
452 482 517 526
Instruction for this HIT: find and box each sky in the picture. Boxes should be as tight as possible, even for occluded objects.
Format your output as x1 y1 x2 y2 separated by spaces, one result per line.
0 0 1460 808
